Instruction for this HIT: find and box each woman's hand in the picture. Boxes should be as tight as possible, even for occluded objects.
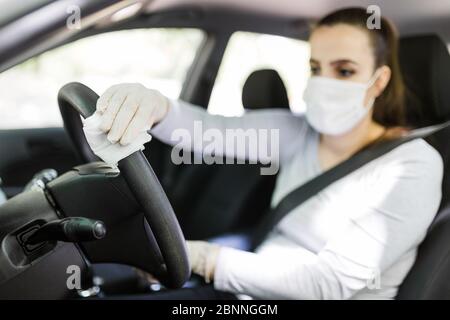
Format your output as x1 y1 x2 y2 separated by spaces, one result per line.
134 241 222 286
187 241 222 283
96 83 170 145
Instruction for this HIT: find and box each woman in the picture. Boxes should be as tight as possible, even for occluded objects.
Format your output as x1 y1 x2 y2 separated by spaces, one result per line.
90 8 443 299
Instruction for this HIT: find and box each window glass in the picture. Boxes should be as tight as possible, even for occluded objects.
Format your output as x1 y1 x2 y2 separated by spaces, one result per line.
208 31 310 116
0 28 204 128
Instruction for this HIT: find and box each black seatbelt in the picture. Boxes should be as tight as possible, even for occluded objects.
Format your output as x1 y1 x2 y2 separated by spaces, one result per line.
251 121 450 250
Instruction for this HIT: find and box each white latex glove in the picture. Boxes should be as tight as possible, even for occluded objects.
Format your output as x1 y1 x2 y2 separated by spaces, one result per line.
96 83 170 145
187 240 222 283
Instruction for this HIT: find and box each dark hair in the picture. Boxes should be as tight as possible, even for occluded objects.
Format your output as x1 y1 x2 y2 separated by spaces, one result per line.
314 7 405 127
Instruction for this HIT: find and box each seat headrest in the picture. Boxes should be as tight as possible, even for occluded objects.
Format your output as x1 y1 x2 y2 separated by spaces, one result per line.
399 34 450 127
242 69 289 110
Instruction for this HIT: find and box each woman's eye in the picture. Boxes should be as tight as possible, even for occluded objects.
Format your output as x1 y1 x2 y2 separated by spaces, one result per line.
310 66 320 75
338 69 355 77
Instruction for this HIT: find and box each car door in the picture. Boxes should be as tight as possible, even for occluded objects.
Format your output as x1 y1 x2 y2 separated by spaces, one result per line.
0 128 77 197
0 27 205 198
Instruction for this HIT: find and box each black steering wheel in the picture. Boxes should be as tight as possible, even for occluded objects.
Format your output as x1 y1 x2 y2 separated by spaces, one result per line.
57 82 190 289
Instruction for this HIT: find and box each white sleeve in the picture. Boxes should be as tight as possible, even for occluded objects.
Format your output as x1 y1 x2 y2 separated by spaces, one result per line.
150 99 307 165
213 142 443 299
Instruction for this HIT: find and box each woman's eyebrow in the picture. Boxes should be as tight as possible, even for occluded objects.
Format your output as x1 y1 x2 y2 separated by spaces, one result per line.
309 58 358 66
330 59 359 66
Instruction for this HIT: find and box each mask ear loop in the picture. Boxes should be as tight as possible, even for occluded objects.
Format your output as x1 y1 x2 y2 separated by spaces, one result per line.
364 68 382 109
367 68 382 88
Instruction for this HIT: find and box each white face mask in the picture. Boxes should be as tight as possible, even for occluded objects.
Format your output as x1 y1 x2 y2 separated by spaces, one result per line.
303 71 380 135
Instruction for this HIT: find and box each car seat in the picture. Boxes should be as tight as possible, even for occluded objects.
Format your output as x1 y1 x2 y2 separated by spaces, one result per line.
396 34 450 299
169 69 289 240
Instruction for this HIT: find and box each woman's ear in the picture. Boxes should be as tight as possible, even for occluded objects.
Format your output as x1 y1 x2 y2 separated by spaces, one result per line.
372 65 391 98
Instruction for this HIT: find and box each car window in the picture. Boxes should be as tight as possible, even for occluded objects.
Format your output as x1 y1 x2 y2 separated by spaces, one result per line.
208 31 310 116
0 28 204 129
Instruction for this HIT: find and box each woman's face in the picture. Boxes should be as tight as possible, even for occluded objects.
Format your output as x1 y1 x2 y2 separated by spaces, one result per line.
309 23 390 107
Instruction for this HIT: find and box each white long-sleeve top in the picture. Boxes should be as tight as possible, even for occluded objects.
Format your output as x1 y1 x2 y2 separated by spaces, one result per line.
151 100 443 300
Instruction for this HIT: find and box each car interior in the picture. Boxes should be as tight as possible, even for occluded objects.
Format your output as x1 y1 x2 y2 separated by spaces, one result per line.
0 0 450 299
